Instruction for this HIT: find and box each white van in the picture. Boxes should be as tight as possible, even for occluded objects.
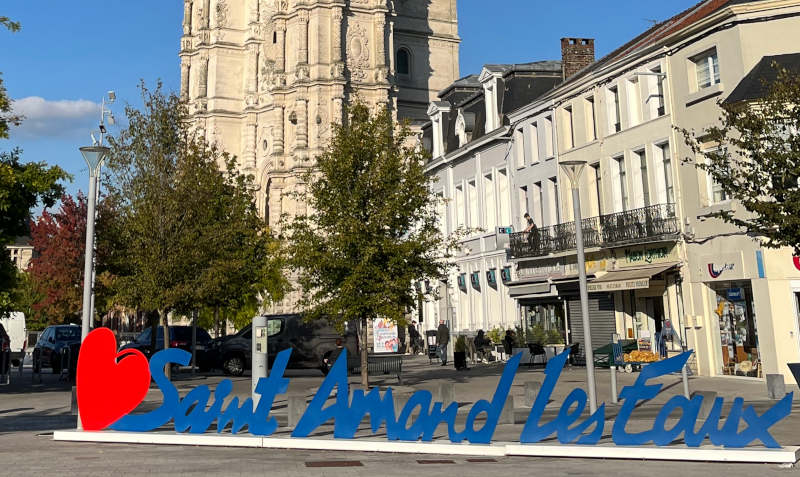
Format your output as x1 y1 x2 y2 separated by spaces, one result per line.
0 312 27 368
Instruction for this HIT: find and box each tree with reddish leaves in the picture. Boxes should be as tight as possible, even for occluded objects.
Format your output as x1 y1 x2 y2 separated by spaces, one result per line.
27 194 87 327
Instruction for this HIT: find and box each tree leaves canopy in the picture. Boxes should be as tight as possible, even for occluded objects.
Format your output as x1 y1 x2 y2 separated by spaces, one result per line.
684 65 800 254
104 83 285 324
27 194 87 325
285 103 458 329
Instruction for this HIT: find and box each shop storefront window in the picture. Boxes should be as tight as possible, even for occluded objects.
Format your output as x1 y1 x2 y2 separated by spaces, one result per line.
711 282 759 377
522 302 566 344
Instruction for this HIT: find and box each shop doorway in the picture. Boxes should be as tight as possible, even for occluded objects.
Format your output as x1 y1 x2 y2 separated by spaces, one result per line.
635 296 666 353
710 282 759 377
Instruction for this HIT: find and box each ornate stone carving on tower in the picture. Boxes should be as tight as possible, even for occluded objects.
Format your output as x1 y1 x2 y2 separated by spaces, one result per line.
181 0 460 312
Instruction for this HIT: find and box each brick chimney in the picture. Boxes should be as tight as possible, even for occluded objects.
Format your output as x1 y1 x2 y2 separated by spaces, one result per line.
561 38 595 80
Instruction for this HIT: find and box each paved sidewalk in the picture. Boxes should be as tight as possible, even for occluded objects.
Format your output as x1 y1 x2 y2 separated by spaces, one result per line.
2 355 800 475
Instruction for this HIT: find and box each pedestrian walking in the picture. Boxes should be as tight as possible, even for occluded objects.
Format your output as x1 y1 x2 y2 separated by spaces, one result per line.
408 321 421 355
323 338 346 371
436 320 450 366
503 329 515 361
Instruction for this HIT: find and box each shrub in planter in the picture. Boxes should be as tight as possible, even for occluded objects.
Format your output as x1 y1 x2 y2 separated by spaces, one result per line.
546 329 565 345
487 327 504 346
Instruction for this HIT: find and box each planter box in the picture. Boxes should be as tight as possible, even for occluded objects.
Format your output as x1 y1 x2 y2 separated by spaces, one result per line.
545 344 566 360
454 351 467 370
512 347 531 364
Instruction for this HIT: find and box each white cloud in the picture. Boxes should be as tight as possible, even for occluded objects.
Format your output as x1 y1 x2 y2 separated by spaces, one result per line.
10 97 101 139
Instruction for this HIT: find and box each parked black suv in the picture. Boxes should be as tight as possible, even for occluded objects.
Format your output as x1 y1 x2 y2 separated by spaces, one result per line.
210 314 358 376
121 325 214 371
32 325 81 374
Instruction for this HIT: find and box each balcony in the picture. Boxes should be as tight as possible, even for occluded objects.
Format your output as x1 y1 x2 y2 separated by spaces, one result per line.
509 203 679 259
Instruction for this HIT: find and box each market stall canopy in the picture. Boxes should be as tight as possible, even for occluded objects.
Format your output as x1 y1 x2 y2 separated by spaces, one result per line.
587 263 679 293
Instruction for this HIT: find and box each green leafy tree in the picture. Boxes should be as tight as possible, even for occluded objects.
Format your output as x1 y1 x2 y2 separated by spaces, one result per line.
0 16 21 139
0 18 69 316
0 150 69 315
285 103 460 387
27 193 87 325
105 84 284 378
191 144 287 334
10 271 44 329
684 65 800 254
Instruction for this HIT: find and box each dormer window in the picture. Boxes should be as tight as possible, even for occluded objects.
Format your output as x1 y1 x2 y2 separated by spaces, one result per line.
479 68 502 132
427 101 452 159
455 109 475 147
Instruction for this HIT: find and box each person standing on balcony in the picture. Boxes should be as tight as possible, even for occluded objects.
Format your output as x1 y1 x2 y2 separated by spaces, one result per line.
524 212 540 253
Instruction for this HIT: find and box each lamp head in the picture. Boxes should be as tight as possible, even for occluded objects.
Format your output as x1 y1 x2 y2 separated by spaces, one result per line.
107 91 116 103
559 159 588 188
80 145 111 176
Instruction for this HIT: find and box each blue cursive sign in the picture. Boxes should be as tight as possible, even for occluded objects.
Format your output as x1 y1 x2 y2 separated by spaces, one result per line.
107 347 791 448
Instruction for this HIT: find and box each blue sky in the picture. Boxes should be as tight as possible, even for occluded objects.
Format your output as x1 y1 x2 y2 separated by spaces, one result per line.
2 0 701 203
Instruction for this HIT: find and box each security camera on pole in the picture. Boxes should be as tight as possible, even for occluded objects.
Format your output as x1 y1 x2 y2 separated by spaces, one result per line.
559 159 598 414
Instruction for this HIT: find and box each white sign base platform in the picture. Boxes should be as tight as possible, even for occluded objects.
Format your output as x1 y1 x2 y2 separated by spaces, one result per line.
53 431 800 464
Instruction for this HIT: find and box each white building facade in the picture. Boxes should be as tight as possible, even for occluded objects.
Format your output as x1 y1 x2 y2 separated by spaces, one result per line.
424 0 800 382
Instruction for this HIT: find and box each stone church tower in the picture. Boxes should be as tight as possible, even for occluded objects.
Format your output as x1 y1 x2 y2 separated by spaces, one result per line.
180 0 459 310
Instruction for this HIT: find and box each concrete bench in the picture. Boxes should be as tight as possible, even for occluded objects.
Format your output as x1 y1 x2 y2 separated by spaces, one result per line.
349 354 404 384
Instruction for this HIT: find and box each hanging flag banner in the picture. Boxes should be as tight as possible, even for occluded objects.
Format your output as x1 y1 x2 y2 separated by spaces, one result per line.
76 328 792 449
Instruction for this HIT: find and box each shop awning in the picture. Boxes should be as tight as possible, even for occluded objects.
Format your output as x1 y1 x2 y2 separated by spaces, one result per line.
507 281 552 298
587 263 679 292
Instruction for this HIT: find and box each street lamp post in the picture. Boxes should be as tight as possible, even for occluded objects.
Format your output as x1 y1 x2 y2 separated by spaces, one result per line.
79 146 110 342
560 159 598 413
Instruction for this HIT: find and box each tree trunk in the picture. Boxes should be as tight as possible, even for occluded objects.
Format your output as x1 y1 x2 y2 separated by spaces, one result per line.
149 311 157 356
161 309 171 381
214 307 220 338
360 316 369 389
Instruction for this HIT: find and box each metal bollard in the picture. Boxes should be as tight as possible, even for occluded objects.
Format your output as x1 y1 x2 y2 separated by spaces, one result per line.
394 392 412 419
524 381 540 408
610 365 618 404
0 350 10 385
767 374 786 400
287 394 307 429
439 382 455 406
71 386 79 415
499 395 515 425
681 364 690 399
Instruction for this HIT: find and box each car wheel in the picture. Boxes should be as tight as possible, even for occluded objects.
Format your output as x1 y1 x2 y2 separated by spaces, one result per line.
624 364 633 373
223 355 245 376
33 354 41 374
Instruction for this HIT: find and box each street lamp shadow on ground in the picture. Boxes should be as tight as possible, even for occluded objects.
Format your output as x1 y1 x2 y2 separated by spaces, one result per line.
559 159 598 413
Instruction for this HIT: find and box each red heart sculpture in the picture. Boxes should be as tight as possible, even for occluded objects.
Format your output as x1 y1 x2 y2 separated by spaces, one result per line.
77 327 151 431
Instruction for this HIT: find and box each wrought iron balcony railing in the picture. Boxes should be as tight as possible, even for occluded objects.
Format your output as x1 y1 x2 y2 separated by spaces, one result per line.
509 203 679 259
599 203 679 247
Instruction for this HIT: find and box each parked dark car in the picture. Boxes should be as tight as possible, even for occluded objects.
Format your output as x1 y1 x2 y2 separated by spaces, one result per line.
121 325 214 371
32 325 81 374
210 314 359 376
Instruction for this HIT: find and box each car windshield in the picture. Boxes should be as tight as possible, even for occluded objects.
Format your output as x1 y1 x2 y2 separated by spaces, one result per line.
55 327 80 341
